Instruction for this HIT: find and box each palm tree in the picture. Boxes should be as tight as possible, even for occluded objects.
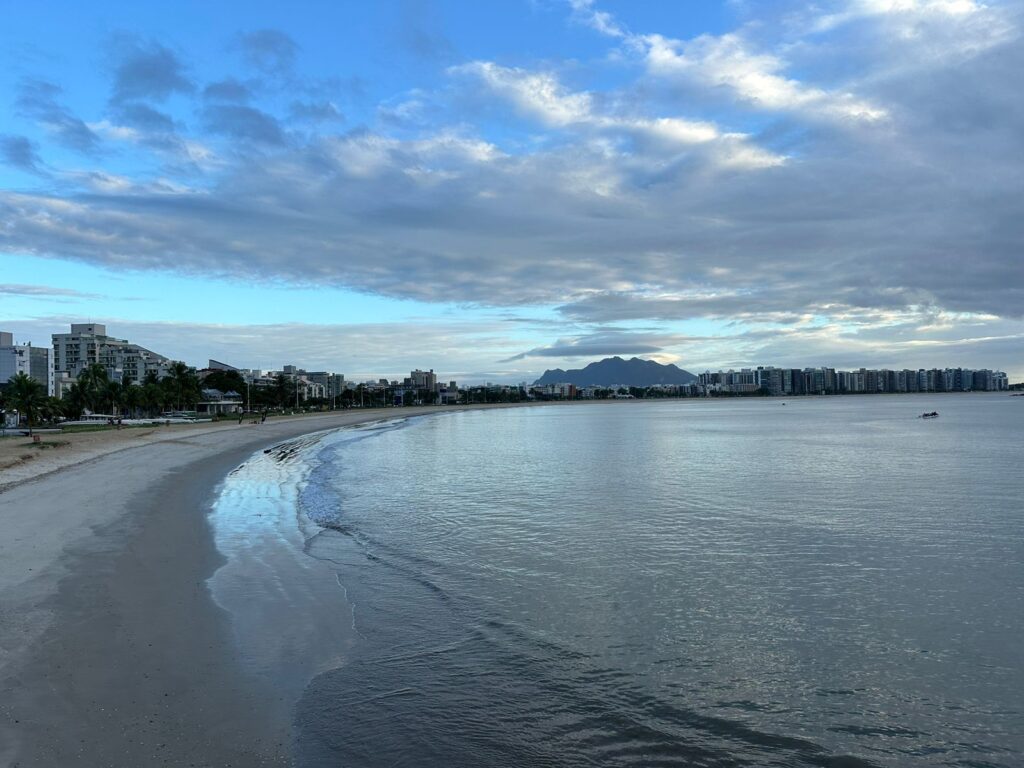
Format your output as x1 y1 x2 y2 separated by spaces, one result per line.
62 382 86 419
43 396 66 423
106 381 124 417
163 361 199 411
273 373 291 409
123 384 143 418
6 372 47 435
143 381 164 417
76 363 110 414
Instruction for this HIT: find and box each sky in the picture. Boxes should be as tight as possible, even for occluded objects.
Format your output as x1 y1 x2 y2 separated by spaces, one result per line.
1 0 1021 383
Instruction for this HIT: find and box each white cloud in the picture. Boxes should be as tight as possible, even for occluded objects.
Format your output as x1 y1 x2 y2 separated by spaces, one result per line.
452 60 785 166
814 0 985 32
450 61 593 127
568 0 627 38
641 32 888 121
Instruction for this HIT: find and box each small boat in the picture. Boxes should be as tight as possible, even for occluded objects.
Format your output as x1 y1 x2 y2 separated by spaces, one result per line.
919 411 939 419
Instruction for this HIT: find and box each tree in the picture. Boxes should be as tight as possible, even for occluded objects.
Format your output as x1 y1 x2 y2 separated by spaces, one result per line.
123 384 143 418
203 369 246 395
6 372 47 435
76 363 110 413
142 380 164 416
273 374 292 409
42 396 65 423
106 381 124 416
163 361 200 411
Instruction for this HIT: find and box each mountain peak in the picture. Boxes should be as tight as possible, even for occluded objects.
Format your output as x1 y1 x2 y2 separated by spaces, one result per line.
533 357 696 387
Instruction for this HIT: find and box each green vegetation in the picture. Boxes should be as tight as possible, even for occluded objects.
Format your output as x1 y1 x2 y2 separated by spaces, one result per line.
59 362 202 420
2 372 54 435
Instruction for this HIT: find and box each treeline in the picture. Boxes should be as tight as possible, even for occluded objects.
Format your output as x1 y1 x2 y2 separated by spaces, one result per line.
0 362 206 429
61 362 203 417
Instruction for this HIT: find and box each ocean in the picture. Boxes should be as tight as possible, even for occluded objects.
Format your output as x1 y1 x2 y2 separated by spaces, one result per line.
208 394 1023 767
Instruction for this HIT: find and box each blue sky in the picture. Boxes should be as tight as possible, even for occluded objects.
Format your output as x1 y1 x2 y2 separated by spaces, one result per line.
1 0 1022 381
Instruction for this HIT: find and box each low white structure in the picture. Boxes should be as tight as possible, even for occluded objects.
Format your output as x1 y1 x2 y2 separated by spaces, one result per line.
195 388 243 415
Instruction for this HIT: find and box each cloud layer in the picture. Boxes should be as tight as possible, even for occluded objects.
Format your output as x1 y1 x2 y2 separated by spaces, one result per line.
1 1 1022 378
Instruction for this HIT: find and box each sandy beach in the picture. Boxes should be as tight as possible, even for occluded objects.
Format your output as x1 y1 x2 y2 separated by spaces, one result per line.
0 407 454 766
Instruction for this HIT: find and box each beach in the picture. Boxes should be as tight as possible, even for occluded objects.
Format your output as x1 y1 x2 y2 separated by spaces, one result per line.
0 408 437 766
4 396 1020 767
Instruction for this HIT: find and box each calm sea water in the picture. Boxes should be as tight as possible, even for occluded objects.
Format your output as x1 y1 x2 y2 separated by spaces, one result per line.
210 394 1023 767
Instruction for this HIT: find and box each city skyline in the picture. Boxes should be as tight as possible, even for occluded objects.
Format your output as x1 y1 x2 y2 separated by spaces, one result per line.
1 323 1014 398
2 1 1023 382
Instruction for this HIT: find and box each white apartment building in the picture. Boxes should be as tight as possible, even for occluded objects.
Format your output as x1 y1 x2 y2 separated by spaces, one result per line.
52 323 170 386
0 331 55 396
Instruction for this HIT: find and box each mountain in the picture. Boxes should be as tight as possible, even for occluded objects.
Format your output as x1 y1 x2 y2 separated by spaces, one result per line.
533 357 697 387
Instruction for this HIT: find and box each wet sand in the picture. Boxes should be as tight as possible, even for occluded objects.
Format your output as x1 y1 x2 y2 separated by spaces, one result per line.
0 408 431 766
0 402 585 766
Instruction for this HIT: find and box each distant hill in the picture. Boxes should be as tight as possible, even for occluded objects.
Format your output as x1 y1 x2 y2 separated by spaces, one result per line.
533 357 697 387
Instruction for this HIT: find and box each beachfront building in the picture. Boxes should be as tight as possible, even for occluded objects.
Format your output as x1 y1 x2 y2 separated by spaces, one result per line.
531 383 578 399
0 331 55 396
195 388 244 416
268 365 343 402
407 369 438 391
439 381 459 405
695 364 1009 396
52 323 170 387
305 371 345 401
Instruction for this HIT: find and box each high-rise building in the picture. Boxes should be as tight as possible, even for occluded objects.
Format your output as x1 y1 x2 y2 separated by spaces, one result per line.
306 371 346 399
52 323 170 387
0 331 55 396
409 369 438 391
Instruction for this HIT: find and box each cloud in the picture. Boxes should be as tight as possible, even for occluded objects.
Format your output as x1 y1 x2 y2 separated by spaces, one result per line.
0 283 103 299
0 135 45 173
813 0 988 33
1 0 1022 383
572 2 887 122
568 0 627 38
110 102 177 132
451 61 784 168
500 330 680 362
203 78 253 103
108 37 193 103
289 100 344 123
236 29 299 75
451 61 593 127
640 32 887 122
202 104 286 145
16 79 100 153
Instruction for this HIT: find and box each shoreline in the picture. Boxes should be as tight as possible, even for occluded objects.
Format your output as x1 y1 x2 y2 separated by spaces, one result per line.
0 407 431 765
0 401 568 765
0 401 575 493
0 393 1003 765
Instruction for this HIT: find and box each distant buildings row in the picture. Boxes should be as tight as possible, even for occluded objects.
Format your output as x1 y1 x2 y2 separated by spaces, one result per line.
695 366 1009 395
0 324 1012 403
0 324 461 409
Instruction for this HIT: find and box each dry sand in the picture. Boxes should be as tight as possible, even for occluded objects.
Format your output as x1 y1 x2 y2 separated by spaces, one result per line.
0 408 441 766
